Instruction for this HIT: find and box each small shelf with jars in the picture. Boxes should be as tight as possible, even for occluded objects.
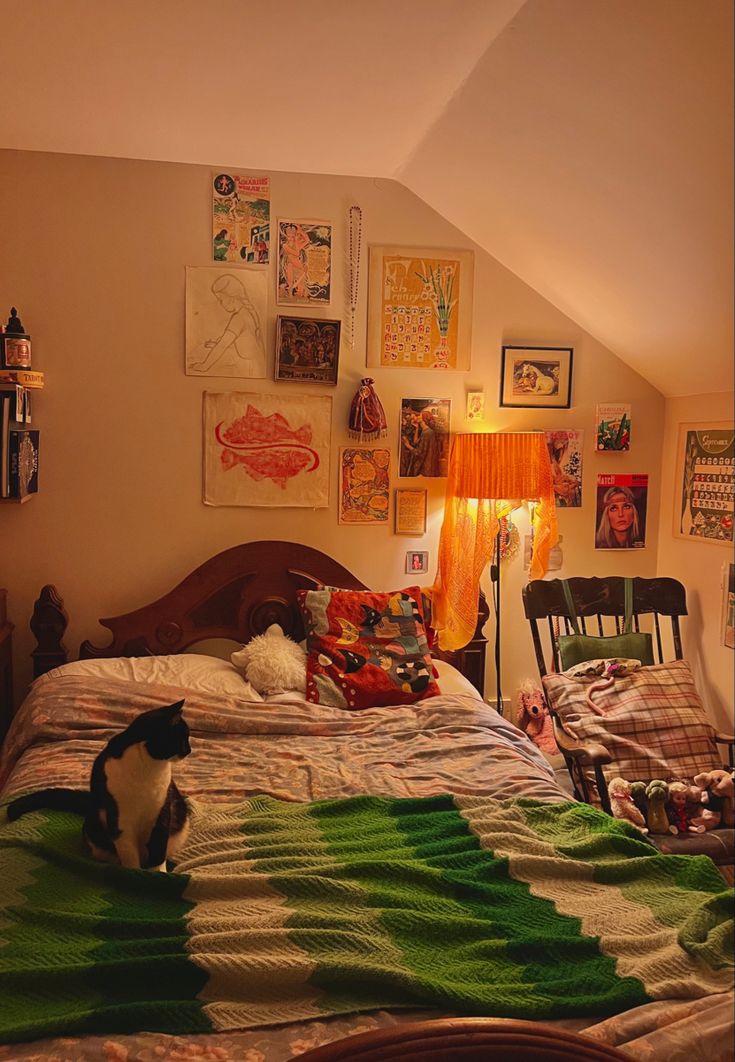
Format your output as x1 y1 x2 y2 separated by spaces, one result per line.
0 307 42 503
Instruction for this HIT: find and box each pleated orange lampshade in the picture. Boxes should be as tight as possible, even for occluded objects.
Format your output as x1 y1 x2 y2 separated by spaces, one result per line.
431 432 558 651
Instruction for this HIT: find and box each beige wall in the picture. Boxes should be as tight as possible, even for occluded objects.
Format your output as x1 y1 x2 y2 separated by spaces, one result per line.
656 393 734 732
0 149 666 709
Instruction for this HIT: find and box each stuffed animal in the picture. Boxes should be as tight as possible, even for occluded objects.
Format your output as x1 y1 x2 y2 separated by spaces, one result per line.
629 780 649 821
515 680 559 756
666 781 705 834
693 768 735 827
645 779 677 835
687 786 722 832
231 623 307 696
607 777 648 832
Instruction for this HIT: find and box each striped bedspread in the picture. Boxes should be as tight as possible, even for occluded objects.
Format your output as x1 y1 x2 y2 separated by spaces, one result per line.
1 791 731 1043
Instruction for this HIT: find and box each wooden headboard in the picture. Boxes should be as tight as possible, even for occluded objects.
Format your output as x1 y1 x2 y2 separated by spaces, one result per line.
30 541 489 695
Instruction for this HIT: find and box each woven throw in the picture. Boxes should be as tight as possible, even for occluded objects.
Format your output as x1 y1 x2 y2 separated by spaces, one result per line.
543 659 723 788
0 792 732 1043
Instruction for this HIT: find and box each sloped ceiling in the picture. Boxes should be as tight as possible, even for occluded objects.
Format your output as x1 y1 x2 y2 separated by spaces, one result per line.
1 0 731 396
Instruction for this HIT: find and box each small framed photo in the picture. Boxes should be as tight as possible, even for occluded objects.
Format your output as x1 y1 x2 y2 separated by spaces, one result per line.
395 488 427 535
500 345 573 409
275 315 340 385
405 550 429 574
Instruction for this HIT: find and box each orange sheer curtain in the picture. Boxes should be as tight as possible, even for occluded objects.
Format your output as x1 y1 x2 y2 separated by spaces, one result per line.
431 432 558 651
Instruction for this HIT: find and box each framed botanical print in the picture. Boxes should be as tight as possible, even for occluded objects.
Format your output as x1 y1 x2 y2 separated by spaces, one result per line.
499 345 573 409
674 422 734 545
394 489 427 535
275 316 340 385
367 245 474 370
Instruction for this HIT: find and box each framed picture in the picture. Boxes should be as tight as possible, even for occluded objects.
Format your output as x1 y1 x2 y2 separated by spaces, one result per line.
275 316 340 385
499 345 573 408
466 391 485 422
394 489 427 535
277 219 332 305
595 473 648 550
405 550 429 574
723 563 735 649
185 266 268 379
367 245 474 370
674 422 734 545
338 447 390 524
545 429 584 508
203 391 331 508
399 398 451 478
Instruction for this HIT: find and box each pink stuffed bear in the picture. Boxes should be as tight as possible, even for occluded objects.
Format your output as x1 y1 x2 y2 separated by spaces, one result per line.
515 680 559 756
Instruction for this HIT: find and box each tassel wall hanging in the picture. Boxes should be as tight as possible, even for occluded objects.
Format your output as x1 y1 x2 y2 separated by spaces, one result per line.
348 378 387 441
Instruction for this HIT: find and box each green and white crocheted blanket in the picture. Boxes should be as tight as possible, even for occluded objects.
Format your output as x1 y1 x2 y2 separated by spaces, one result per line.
0 794 732 1042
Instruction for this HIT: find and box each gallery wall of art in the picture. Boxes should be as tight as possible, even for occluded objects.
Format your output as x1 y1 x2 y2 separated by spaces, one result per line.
0 148 668 705
657 391 734 731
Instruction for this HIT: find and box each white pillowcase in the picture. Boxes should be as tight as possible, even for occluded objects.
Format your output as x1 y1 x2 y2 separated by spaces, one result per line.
41 654 263 700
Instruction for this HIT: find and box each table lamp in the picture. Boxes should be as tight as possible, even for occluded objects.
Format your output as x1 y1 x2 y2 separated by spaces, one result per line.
431 431 558 714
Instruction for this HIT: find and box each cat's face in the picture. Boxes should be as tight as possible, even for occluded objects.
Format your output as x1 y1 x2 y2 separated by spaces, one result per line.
136 701 191 761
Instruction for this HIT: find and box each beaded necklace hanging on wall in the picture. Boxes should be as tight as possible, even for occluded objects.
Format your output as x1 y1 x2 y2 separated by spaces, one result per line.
347 205 363 350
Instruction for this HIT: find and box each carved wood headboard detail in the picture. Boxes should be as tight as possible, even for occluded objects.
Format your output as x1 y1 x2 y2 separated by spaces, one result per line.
30 541 489 695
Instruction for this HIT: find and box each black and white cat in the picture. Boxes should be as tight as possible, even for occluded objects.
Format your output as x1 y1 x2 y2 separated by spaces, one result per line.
8 701 191 871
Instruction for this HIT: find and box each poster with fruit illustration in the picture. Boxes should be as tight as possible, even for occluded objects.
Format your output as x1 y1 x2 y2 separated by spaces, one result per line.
338 447 390 524
203 392 331 507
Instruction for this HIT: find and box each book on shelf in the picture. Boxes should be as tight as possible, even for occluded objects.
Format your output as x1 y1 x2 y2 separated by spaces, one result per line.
7 428 39 499
0 368 44 389
0 393 10 497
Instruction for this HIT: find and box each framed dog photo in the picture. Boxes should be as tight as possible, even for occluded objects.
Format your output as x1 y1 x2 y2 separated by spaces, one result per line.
405 550 429 574
500 345 573 409
275 315 341 384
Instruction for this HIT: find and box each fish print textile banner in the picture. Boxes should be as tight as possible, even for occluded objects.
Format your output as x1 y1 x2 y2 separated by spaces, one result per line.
203 392 331 507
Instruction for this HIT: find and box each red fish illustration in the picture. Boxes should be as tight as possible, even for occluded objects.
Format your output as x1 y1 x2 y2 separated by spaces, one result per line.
216 405 320 489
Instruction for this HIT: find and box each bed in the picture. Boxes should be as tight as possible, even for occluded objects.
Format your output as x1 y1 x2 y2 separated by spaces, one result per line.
0 541 732 1062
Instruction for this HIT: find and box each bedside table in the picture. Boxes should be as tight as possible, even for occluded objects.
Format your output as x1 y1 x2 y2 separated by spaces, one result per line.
0 619 14 742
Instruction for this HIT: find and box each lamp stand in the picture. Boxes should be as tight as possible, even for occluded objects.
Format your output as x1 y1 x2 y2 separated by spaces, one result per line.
490 525 503 715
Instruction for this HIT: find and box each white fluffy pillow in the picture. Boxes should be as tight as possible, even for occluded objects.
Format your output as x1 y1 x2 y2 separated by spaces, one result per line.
231 624 307 696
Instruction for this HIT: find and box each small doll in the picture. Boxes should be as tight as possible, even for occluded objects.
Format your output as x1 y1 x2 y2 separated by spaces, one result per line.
515 680 559 756
645 779 677 835
608 777 648 832
666 781 705 834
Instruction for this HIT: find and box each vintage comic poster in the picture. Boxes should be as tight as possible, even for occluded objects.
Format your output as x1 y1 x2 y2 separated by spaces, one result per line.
466 391 485 422
545 429 584 508
674 422 734 544
595 473 648 550
596 403 631 451
399 398 450 478
394 488 427 535
186 266 267 378
212 174 270 265
338 447 390 524
277 219 332 305
367 246 474 370
203 392 331 507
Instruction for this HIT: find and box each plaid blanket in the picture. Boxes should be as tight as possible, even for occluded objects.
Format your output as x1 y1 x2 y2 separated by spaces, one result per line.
544 660 723 786
0 793 732 1043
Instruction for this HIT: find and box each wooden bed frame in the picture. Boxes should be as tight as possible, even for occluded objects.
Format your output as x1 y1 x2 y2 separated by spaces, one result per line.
29 540 490 696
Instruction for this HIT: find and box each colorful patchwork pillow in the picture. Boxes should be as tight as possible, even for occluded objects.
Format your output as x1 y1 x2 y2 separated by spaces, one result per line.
297 586 440 708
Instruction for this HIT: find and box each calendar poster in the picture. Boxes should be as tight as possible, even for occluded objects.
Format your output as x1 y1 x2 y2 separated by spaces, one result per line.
367 246 474 370
674 422 734 544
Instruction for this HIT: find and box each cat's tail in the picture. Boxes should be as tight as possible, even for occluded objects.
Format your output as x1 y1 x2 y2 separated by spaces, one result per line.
7 788 91 821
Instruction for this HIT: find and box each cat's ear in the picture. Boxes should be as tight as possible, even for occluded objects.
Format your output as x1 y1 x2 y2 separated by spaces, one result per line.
163 699 185 720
